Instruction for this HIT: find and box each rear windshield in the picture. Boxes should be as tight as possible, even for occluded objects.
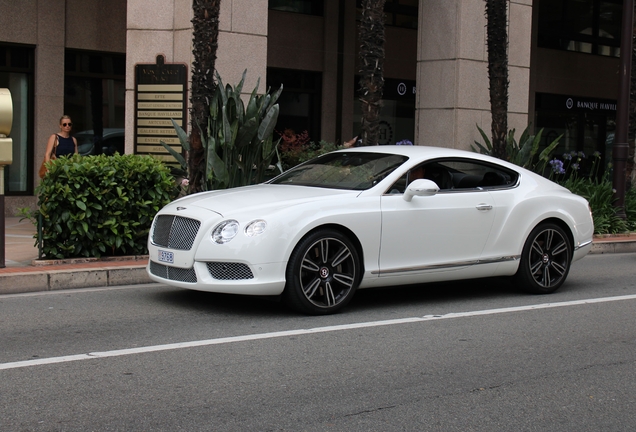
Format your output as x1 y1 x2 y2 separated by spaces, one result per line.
269 152 408 190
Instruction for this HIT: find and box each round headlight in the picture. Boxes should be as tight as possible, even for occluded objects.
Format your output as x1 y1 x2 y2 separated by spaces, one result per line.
212 220 239 244
245 220 267 237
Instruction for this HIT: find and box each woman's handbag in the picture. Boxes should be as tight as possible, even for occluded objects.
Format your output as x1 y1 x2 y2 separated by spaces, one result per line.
38 135 58 178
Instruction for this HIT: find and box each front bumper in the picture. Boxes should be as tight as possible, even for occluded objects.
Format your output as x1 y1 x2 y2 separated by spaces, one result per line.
147 259 288 295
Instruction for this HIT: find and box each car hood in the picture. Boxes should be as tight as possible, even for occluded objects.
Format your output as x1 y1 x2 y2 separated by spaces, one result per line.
164 184 359 217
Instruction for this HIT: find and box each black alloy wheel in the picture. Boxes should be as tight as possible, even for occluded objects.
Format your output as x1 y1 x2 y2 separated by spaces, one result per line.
284 229 360 315
515 222 572 294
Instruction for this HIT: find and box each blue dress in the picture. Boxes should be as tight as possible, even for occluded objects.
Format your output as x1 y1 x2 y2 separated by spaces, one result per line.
55 134 76 157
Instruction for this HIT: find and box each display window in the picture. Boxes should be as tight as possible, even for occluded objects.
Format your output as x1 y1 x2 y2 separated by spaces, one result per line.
535 93 616 178
538 0 622 57
0 44 34 195
353 77 415 146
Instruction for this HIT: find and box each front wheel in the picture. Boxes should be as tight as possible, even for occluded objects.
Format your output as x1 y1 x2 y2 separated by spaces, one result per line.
283 229 361 315
515 223 572 294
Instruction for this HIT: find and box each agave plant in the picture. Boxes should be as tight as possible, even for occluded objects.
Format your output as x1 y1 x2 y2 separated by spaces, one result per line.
162 70 283 191
473 124 561 174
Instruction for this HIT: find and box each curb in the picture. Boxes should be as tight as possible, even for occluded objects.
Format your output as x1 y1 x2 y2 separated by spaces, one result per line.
590 241 636 254
0 263 151 295
30 255 149 267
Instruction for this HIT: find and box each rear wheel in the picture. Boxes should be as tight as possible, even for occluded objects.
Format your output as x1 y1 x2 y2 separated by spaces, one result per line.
283 229 360 315
515 223 572 294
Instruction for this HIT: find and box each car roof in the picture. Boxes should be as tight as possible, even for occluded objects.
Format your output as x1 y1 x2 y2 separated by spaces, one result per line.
334 145 515 168
335 145 477 157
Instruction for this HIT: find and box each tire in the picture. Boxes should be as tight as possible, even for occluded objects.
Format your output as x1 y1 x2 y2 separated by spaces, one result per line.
283 229 361 315
515 223 572 294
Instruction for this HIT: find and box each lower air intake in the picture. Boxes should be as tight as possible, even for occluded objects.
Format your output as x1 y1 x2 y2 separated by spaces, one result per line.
150 261 197 283
206 262 254 280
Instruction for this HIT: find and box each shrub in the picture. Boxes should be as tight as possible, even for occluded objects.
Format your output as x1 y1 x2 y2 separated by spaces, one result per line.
547 152 635 234
625 187 636 231
561 174 628 234
36 154 173 258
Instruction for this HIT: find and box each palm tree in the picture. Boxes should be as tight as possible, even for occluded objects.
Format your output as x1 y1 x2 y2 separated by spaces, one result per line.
189 0 221 192
486 0 509 160
358 0 386 146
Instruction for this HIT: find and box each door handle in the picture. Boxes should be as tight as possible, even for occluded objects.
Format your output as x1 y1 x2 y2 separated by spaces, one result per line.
476 204 492 211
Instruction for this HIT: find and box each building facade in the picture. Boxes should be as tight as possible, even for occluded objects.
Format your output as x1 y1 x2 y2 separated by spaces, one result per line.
0 0 628 214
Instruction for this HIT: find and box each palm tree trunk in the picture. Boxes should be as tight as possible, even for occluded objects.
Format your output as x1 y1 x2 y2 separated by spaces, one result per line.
486 0 509 160
358 0 386 146
190 0 221 192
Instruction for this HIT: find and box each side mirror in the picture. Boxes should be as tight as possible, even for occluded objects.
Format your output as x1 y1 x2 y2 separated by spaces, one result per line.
403 179 439 202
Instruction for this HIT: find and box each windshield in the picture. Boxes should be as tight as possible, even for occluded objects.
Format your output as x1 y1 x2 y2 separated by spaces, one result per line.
270 152 408 190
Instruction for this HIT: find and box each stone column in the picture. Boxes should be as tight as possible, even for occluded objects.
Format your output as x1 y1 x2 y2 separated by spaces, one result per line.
415 0 531 150
125 0 268 152
217 0 268 94
34 0 66 179
125 0 190 153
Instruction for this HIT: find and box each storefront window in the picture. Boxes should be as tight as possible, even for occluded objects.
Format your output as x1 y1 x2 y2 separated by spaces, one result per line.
353 77 415 145
269 0 323 16
535 93 616 178
0 44 33 195
538 0 622 57
267 68 322 142
64 50 126 155
356 0 418 29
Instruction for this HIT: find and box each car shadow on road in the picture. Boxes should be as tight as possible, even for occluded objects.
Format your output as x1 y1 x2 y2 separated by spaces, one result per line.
349 277 522 312
151 288 290 317
150 277 522 317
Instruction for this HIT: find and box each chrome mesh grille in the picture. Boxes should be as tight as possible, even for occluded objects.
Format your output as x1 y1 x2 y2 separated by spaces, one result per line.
206 262 254 280
152 215 200 250
150 261 198 283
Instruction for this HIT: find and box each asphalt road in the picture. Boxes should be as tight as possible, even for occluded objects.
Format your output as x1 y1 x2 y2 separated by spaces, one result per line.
1 253 635 431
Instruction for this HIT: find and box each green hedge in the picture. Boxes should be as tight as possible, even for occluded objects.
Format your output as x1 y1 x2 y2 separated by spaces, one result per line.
37 154 173 259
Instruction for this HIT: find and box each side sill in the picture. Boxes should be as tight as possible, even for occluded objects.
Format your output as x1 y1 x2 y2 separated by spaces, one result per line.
372 255 520 276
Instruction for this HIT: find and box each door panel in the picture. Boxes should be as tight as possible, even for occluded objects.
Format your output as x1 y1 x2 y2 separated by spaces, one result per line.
379 190 496 275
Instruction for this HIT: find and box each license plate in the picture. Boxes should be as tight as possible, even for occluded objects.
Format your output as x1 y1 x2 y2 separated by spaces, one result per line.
158 250 174 264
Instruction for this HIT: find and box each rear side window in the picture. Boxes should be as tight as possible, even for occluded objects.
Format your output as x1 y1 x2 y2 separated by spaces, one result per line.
442 160 519 190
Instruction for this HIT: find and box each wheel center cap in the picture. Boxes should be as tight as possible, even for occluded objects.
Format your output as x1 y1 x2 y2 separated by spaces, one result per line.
542 253 550 264
320 267 330 278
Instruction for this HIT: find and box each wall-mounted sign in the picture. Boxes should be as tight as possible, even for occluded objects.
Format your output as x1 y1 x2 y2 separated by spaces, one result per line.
134 55 187 163
536 93 617 113
355 77 416 102
382 78 416 101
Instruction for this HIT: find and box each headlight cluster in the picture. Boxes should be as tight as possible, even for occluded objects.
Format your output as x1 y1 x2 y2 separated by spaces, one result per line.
211 219 267 244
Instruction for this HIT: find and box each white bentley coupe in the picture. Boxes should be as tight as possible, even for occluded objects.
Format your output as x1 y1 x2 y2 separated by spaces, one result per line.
147 146 594 314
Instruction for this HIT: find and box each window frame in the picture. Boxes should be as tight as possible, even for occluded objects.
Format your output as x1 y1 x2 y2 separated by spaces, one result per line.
537 0 622 57
385 158 521 195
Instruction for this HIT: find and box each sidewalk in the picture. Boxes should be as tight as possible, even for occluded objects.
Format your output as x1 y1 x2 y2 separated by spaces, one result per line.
1 216 635 296
1 217 150 294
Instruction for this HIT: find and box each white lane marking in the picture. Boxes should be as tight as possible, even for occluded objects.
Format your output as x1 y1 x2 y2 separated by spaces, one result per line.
2 294 636 371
